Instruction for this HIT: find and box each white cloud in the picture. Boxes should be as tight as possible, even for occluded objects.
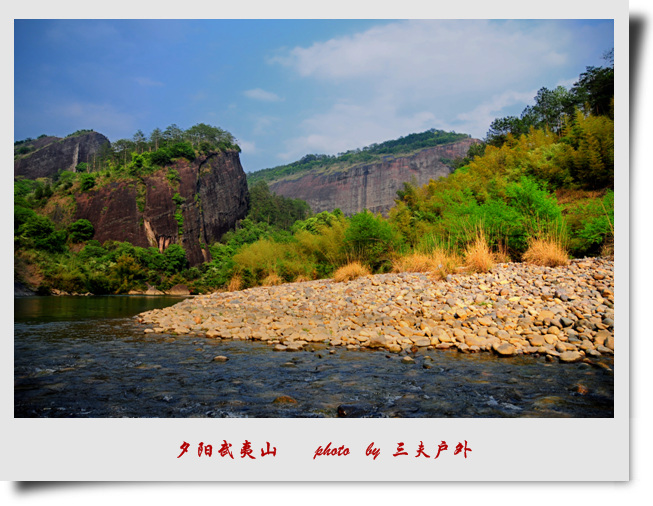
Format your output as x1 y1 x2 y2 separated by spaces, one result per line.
270 19 608 159
272 20 573 93
455 89 538 140
243 88 283 102
238 139 257 154
279 99 441 161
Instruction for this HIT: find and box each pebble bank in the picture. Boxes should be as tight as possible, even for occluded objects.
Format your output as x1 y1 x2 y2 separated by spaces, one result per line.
136 258 615 363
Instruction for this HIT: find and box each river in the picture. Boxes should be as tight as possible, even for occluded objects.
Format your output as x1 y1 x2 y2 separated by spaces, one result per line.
14 295 614 418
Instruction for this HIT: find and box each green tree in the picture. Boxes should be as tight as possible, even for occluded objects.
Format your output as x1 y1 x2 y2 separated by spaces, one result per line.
344 210 399 271
18 214 67 252
570 55 614 117
79 173 96 191
133 130 147 154
163 124 184 146
14 205 36 232
112 139 135 168
68 219 95 243
150 128 163 151
164 244 187 274
169 141 195 161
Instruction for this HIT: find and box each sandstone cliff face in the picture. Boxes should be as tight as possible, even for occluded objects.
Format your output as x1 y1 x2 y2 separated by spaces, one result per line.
73 151 249 266
268 139 478 215
14 132 111 179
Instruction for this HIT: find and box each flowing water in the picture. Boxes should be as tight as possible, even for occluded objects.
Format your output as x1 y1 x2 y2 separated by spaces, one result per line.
14 296 614 418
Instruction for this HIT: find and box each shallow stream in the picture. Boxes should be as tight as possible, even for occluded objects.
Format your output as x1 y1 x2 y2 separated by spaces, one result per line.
14 296 614 418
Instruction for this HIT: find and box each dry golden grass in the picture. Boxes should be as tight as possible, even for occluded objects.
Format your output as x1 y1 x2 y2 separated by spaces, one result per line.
522 238 569 267
333 262 371 283
227 274 242 292
600 238 614 259
464 232 495 273
393 250 461 280
392 253 437 273
261 272 283 286
493 243 512 264
294 275 312 283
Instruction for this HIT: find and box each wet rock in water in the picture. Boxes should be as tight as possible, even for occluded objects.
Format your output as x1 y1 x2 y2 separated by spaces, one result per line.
559 351 582 363
168 284 191 295
145 286 165 295
575 384 589 395
337 404 371 417
533 396 564 409
272 395 297 404
401 356 416 364
213 355 229 362
495 343 516 356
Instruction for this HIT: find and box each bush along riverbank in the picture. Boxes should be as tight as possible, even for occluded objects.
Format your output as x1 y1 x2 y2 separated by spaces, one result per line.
135 256 614 364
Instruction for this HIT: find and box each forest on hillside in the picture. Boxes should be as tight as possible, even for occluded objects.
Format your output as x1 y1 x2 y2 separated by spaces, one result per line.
14 51 614 295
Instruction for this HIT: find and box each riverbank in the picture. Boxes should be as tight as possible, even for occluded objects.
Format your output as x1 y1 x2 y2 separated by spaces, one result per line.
135 257 614 363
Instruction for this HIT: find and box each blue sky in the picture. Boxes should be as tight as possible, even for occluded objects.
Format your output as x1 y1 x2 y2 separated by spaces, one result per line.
14 19 614 173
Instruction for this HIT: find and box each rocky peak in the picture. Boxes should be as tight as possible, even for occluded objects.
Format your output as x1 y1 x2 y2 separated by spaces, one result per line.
14 132 111 180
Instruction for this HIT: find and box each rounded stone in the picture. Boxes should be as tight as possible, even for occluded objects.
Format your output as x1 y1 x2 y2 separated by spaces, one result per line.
559 351 582 363
272 395 297 404
495 343 516 356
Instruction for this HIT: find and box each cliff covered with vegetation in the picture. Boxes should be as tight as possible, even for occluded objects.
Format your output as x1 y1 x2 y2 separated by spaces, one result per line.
14 53 614 296
14 124 249 294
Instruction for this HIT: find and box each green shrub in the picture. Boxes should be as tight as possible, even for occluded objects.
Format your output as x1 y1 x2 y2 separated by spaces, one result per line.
18 214 67 253
137 247 167 271
344 210 399 271
79 173 96 191
172 192 185 206
127 154 145 176
166 168 180 185
568 190 614 256
78 242 109 262
169 142 195 161
84 272 116 294
164 244 187 274
68 219 95 243
14 205 36 232
150 148 172 167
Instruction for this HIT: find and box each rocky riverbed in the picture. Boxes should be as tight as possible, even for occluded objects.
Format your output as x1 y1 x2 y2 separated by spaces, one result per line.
135 257 615 364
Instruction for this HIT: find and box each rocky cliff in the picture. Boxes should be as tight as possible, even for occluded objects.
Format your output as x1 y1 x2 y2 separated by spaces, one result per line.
268 139 478 215
73 150 249 266
14 132 111 179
